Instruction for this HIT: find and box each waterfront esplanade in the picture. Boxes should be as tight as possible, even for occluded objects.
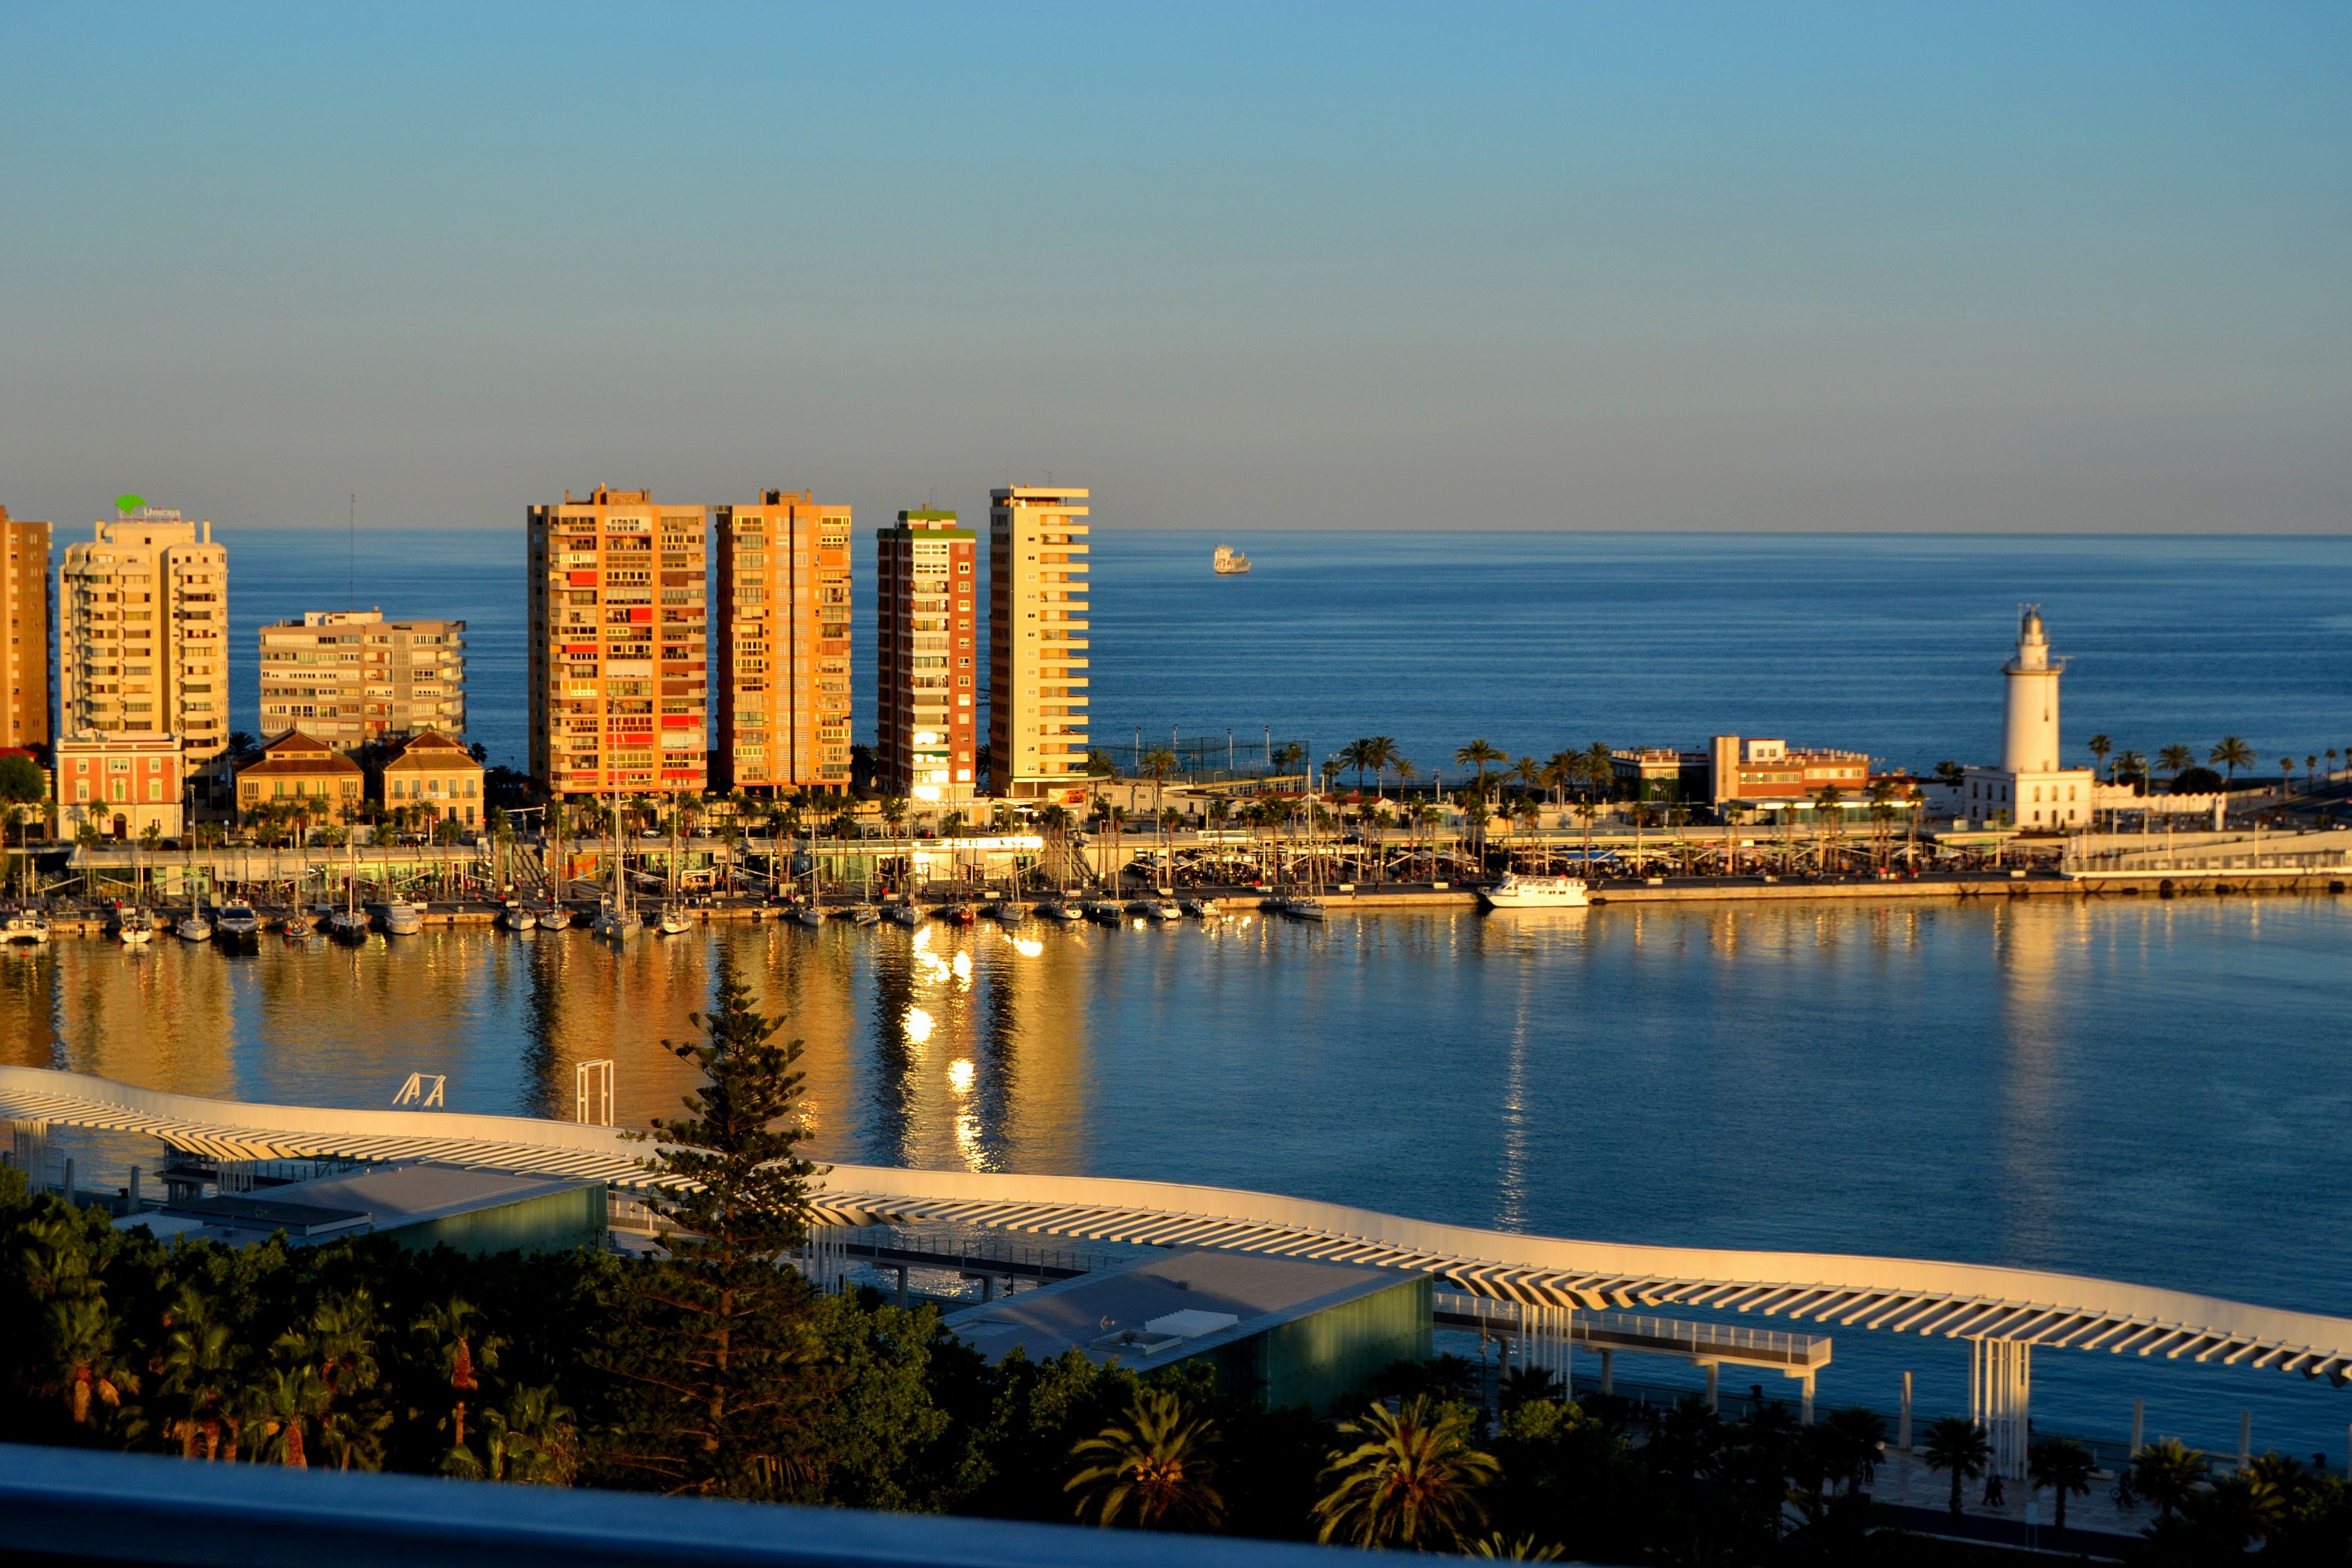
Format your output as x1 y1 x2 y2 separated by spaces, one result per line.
8 1064 2349 1481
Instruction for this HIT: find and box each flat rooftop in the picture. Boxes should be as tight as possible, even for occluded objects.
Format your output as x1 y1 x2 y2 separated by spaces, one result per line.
945 1247 1418 1373
117 1163 596 1247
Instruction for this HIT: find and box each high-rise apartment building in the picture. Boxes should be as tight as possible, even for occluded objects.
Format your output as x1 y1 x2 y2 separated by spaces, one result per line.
58 505 229 773
713 491 852 795
0 505 52 749
988 485 1091 801
526 488 708 798
257 610 466 748
875 509 977 804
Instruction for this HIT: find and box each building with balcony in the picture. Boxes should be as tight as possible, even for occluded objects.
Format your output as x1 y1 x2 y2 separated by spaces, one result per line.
53 731 186 842
58 505 229 783
234 730 365 824
369 729 484 828
875 508 976 805
1 504 52 750
257 611 464 747
988 485 1090 802
713 491 851 795
526 489 708 799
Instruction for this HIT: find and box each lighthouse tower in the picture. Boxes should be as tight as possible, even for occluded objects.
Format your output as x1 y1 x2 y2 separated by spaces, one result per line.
2001 605 2063 773
1961 605 2095 830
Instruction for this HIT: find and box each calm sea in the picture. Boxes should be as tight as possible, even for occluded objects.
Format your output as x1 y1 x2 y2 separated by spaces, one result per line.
24 528 2350 1457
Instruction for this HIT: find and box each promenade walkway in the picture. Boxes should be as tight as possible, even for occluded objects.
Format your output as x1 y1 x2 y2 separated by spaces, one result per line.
7 1064 2350 1479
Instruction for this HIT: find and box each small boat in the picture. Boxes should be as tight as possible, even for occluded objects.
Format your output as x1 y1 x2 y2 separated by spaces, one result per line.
381 900 424 936
885 902 924 928
1143 898 1181 921
591 896 640 941
215 904 262 943
656 903 693 936
1123 897 1156 916
790 902 825 929
328 908 371 943
176 903 214 942
1180 896 1221 917
1081 898 1122 923
849 904 880 927
1033 897 1074 920
280 911 314 939
115 906 157 945
988 898 1032 924
499 901 539 932
539 904 577 929
946 903 977 926
0 910 50 946
1281 897 1327 921
1212 543 1252 576
1477 873 1590 910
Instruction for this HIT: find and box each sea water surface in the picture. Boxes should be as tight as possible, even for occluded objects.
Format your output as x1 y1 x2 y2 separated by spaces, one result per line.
22 528 2351 1457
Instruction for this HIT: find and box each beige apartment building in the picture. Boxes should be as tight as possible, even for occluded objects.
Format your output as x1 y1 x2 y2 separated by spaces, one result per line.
526 488 708 798
875 508 977 804
987 485 1091 802
370 729 485 827
713 491 852 795
257 610 465 748
58 505 229 782
0 505 51 749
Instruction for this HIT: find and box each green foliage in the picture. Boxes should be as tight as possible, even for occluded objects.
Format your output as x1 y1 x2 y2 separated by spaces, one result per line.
0 752 44 806
1315 1393 1498 1549
1066 1385 1225 1531
594 969 828 1498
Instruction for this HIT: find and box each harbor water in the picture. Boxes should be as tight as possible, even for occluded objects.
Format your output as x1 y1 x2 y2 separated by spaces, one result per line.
18 527 2349 1461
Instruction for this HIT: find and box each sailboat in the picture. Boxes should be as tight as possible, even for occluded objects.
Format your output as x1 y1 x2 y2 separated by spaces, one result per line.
987 867 1031 924
500 898 538 931
117 839 156 943
655 804 691 935
592 799 641 940
1280 783 1327 919
379 825 422 934
328 832 370 942
791 830 825 927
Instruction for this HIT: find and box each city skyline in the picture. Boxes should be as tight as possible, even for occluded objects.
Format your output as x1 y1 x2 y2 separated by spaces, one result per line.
3 6 2345 537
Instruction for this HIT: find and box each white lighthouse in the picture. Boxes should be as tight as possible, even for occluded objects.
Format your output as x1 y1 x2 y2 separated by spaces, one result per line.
2001 605 2062 773
1963 606 2095 830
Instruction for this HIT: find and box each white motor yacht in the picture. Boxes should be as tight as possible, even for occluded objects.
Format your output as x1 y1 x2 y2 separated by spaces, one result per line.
215 904 262 943
381 900 424 936
1144 899 1181 921
1 910 50 946
1280 897 1327 921
1476 873 1590 910
1179 896 1221 917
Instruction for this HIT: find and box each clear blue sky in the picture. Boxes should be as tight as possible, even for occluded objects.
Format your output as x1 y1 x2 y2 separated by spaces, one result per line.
3 3 2345 532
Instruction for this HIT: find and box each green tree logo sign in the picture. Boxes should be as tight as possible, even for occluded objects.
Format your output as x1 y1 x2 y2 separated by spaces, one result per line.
115 494 146 514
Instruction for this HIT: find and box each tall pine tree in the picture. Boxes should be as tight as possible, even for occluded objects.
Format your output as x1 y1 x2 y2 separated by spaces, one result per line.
597 969 830 1497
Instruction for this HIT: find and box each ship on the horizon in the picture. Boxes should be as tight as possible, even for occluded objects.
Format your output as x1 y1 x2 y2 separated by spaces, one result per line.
1212 543 1251 575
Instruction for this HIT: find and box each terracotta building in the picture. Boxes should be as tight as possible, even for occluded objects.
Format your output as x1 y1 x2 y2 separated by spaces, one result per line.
526 488 708 798
370 729 485 828
234 730 365 823
713 490 852 795
54 731 186 842
1 504 51 749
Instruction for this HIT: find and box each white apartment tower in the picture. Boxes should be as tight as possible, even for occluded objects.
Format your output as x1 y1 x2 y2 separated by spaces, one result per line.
58 504 229 774
987 486 1090 801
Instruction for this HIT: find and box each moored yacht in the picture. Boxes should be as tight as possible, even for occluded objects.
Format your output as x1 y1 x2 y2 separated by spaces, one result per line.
1033 897 1075 920
885 901 924 928
1477 873 1590 910
1 910 50 946
1179 896 1221 917
381 900 424 936
499 901 538 932
115 906 157 945
215 904 262 943
176 902 214 942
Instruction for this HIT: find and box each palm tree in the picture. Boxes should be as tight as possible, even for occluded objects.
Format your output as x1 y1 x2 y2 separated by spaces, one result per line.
1315 1394 1499 1550
2210 736 2255 783
2086 733 2113 780
2113 750 2147 794
2026 1436 2095 1536
1362 737 1400 797
1466 1534 1567 1560
1065 1387 1225 1531
1454 740 1503 797
42 1295 138 1427
2159 744 2195 783
2131 1436 2210 1521
2281 757 2296 798
1921 1416 1991 1518
160 1288 243 1459
2329 747 2341 782
1821 1406 1888 1494
1340 739 1376 795
2308 755 2320 793
244 1364 332 1467
412 1298 499 1454
446 1384 579 1485
1811 785 1844 871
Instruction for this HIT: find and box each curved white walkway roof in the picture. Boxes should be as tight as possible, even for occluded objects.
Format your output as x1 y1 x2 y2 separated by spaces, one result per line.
5 1065 2347 1386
